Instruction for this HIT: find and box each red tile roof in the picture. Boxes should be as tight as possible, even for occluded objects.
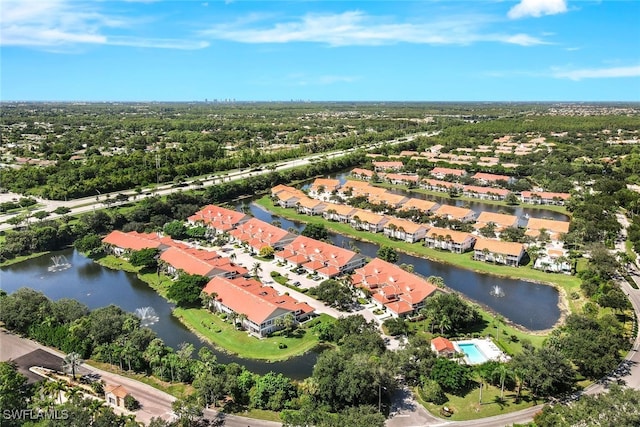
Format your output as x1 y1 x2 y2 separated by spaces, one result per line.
431 167 466 177
203 277 314 324
431 336 455 352
159 246 247 277
276 235 362 272
400 198 439 213
426 227 475 244
474 238 524 257
102 230 165 251
188 205 247 231
230 218 295 250
521 191 570 201
471 172 512 182
352 258 438 315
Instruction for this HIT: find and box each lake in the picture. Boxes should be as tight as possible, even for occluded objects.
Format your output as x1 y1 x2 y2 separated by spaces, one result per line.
0 249 317 379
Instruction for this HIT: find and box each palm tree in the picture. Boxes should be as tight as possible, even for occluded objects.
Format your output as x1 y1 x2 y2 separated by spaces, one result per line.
200 291 216 311
251 262 262 278
438 314 452 335
271 219 282 228
427 275 446 288
237 313 248 329
492 364 512 400
50 380 68 404
63 352 83 380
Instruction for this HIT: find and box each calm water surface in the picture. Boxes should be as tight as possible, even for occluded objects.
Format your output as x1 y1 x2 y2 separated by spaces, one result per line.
323 172 570 226
247 202 561 331
0 249 316 379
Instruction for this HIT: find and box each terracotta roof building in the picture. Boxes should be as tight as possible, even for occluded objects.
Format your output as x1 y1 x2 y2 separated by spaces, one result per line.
471 172 514 185
462 185 510 201
352 258 440 317
159 246 247 279
309 178 341 195
230 218 297 253
525 217 570 241
473 238 525 266
430 167 467 179
433 205 477 222
474 212 519 232
383 218 429 243
431 337 456 357
520 191 571 205
350 209 389 232
351 168 375 180
274 235 366 279
105 384 129 408
187 205 249 234
296 197 327 215
424 227 476 253
322 202 357 223
399 198 440 215
203 277 315 337
102 230 169 256
372 161 404 171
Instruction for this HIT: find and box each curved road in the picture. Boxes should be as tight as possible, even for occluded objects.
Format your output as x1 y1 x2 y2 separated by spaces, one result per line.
0 329 279 427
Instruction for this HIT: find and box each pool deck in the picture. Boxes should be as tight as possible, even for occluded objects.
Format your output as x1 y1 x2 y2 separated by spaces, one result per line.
453 338 510 365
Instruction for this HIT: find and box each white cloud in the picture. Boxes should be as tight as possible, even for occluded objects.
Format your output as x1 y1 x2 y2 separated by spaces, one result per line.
0 0 207 50
201 11 547 46
553 65 640 80
508 0 568 19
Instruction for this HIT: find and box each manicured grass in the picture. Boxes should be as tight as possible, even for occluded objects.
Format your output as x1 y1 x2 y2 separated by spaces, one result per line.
94 255 328 360
173 308 333 361
626 240 637 261
94 254 141 273
0 251 49 267
414 384 540 421
86 360 194 399
239 409 282 422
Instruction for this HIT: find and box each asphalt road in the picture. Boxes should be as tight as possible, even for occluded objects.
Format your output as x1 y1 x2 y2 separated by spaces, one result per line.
0 132 435 232
0 329 281 427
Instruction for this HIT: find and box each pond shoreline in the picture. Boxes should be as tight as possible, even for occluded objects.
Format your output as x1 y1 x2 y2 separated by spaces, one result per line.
92 255 325 363
254 196 571 336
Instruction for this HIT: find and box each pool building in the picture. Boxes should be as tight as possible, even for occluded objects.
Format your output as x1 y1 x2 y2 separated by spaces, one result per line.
431 337 508 365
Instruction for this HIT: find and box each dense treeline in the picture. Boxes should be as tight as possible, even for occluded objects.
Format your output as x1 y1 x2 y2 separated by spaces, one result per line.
1 103 435 199
0 152 365 262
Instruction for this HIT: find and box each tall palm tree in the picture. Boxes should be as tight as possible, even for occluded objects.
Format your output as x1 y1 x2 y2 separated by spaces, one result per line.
63 352 83 380
438 314 452 335
492 364 512 400
251 262 262 278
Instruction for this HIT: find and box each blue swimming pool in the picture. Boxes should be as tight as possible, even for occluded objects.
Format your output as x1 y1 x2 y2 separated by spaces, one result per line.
458 343 488 365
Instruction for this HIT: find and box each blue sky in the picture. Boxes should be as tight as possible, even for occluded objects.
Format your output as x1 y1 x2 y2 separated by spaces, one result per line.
1 0 639 101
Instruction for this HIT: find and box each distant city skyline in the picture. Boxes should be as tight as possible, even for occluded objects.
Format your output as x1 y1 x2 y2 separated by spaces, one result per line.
1 0 639 102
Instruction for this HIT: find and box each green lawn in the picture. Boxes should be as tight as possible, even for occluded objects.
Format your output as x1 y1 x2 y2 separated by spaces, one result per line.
414 384 540 421
173 308 334 361
86 360 194 399
0 251 49 267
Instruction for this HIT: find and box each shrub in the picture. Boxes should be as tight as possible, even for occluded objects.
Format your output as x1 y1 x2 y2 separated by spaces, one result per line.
124 394 140 411
422 379 447 405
